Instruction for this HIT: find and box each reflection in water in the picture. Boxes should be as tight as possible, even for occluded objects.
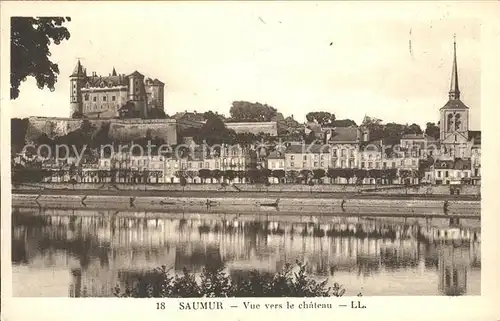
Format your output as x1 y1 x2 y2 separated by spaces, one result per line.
11 208 481 297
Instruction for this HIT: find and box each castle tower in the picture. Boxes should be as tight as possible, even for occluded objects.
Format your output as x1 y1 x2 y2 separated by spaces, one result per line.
127 71 147 118
439 37 470 143
69 60 86 117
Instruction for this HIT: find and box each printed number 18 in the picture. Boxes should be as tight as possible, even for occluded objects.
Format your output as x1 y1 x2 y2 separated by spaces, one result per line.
157 302 166 310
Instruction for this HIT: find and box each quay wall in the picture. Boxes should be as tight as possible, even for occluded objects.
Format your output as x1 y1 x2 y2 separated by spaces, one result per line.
12 182 481 196
12 193 481 216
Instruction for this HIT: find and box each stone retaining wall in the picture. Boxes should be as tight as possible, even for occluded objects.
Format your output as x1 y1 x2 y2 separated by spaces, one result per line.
13 182 481 196
12 193 481 216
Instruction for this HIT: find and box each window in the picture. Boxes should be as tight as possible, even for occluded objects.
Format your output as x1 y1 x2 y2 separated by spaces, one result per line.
290 155 295 160
341 149 346 157
93 96 97 102
205 162 209 168
464 172 468 178
445 171 449 178
383 162 387 169
320 161 324 167
303 155 307 161
84 94 89 101
349 160 354 168
279 161 284 168
290 162 295 167
341 160 346 168
375 162 380 169
412 160 416 166
320 155 324 160
103 96 107 101
112 96 116 101
188 162 192 168
215 162 220 169
392 162 396 168
400 160 404 166
368 162 372 168
332 150 337 157
302 161 307 167
361 162 365 168
314 162 318 167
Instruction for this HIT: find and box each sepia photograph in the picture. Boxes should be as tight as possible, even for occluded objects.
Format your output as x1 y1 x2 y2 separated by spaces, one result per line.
5 2 484 301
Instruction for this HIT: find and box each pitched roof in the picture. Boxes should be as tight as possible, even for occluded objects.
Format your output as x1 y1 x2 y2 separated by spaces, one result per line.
434 158 471 170
128 70 144 78
285 144 330 154
268 150 285 159
326 127 358 143
306 122 323 134
440 99 469 110
70 60 86 77
453 158 471 170
401 133 429 140
85 75 128 87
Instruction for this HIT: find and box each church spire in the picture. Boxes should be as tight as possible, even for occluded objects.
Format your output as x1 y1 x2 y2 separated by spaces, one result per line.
449 35 460 100
112 67 117 76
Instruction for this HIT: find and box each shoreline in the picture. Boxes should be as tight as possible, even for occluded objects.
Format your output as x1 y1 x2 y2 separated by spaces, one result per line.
12 189 481 218
12 188 481 201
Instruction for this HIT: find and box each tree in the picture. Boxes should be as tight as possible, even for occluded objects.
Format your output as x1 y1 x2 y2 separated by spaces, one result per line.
327 168 341 184
304 131 317 144
211 169 222 183
354 169 367 185
404 123 423 135
286 170 299 184
425 122 440 140
271 170 286 184
300 170 312 184
223 170 236 183
229 101 277 122
114 262 345 298
194 113 235 145
331 119 357 127
246 168 262 184
261 169 272 184
198 169 212 183
11 17 71 99
306 112 336 127
312 169 326 184
341 168 355 184
72 111 84 119
148 108 168 119
118 101 138 119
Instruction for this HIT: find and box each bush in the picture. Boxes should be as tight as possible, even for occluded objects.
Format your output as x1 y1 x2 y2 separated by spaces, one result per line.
114 261 345 298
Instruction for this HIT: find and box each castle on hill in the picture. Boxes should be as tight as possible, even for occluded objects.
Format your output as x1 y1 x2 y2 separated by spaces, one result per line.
69 60 165 119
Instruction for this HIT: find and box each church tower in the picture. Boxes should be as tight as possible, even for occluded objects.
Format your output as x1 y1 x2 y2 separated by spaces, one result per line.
69 60 86 117
439 37 470 154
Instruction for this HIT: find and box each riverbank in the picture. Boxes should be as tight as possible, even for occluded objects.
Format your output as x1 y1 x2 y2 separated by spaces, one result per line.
12 182 481 196
12 191 481 217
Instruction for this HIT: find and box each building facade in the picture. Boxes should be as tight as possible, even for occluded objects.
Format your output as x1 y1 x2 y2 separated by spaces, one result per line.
70 60 165 119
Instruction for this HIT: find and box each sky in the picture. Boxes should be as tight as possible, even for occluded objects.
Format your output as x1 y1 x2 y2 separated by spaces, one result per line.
6 2 481 129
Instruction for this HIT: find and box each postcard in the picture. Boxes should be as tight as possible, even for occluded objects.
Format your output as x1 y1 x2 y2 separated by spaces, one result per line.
1 1 499 321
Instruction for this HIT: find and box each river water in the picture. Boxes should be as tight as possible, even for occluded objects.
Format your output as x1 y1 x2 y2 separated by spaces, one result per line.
11 207 481 297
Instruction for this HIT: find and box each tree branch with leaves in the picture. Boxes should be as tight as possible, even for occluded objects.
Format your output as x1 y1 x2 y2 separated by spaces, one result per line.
11 17 71 99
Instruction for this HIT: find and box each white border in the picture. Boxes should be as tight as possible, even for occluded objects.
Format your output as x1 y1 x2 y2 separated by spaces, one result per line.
1 2 499 321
